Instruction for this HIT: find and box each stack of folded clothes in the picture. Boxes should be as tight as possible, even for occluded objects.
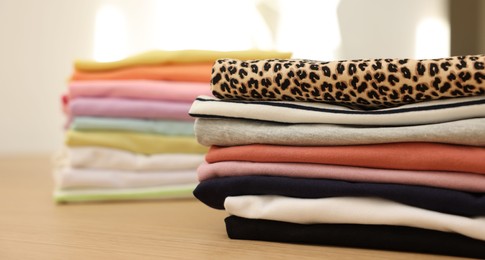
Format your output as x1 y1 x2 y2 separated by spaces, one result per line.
190 55 485 258
55 50 292 203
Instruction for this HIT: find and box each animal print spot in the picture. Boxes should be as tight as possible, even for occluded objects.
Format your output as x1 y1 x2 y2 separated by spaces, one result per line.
322 66 331 77
264 62 271 71
474 72 485 83
321 82 333 92
456 60 467 69
323 93 336 101
372 61 382 70
439 82 451 93
378 86 389 95
440 62 451 71
348 64 357 76
374 73 385 83
459 71 471 82
281 79 291 90
400 67 411 79
417 62 426 75
388 63 398 73
432 77 441 90
297 70 307 79
248 78 259 89
220 82 230 92
309 72 320 83
238 69 248 79
337 63 345 74
388 74 399 85
336 82 347 90
429 63 439 76
212 73 222 84
358 63 368 71
357 82 368 93
401 85 413 95
416 84 428 92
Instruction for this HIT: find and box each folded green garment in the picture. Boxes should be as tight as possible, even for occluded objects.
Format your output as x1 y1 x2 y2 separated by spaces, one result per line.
71 117 195 136
54 184 196 203
65 130 208 155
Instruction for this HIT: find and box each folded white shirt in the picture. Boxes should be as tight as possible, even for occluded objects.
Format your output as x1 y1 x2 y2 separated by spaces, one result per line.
225 195 485 241
57 147 205 171
189 95 485 126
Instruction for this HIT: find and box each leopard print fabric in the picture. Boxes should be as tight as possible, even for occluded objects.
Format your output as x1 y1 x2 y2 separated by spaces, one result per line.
210 55 485 110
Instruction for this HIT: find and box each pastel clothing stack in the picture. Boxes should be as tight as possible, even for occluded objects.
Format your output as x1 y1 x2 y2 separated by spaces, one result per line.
55 50 292 203
190 55 485 258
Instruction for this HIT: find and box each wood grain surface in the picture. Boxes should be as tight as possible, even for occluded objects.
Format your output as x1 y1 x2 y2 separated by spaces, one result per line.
0 155 471 259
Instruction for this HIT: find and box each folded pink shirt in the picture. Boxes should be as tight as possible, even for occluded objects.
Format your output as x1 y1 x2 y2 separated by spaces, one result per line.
198 161 485 193
206 143 485 175
69 80 212 102
69 97 193 121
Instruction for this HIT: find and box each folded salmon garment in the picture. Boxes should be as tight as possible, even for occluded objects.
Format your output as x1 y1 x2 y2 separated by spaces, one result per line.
69 80 212 102
211 55 485 110
75 49 292 71
71 63 214 82
206 143 485 174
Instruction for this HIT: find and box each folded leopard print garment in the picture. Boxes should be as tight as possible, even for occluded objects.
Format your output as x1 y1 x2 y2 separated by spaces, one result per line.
210 55 485 110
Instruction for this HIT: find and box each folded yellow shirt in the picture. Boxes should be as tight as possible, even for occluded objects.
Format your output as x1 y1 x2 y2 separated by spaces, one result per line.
66 130 208 155
74 49 292 71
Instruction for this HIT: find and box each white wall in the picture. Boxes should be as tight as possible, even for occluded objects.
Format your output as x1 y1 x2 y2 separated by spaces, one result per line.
0 0 102 155
0 0 449 155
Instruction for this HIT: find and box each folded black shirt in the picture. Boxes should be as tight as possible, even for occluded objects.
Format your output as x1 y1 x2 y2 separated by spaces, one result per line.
194 175 485 217
225 216 485 259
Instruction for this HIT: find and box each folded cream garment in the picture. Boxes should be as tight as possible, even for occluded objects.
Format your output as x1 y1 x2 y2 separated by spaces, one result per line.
189 95 485 126
55 167 197 189
54 184 196 203
64 147 204 171
71 117 195 136
69 80 212 102
66 130 208 155
198 161 485 193
225 195 485 241
75 50 292 71
70 97 193 121
195 118 485 146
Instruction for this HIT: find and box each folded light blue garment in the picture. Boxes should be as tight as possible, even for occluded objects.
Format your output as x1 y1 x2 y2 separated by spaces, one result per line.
71 117 195 136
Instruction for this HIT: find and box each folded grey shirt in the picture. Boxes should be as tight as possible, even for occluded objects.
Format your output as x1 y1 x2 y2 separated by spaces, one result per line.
195 118 485 146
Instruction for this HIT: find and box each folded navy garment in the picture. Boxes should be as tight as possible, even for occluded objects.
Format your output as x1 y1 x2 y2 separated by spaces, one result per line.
193 175 485 217
225 216 485 259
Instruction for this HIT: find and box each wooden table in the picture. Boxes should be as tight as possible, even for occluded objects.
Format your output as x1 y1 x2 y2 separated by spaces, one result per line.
0 156 470 259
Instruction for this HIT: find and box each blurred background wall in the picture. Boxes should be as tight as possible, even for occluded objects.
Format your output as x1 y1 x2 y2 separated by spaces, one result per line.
0 0 481 155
